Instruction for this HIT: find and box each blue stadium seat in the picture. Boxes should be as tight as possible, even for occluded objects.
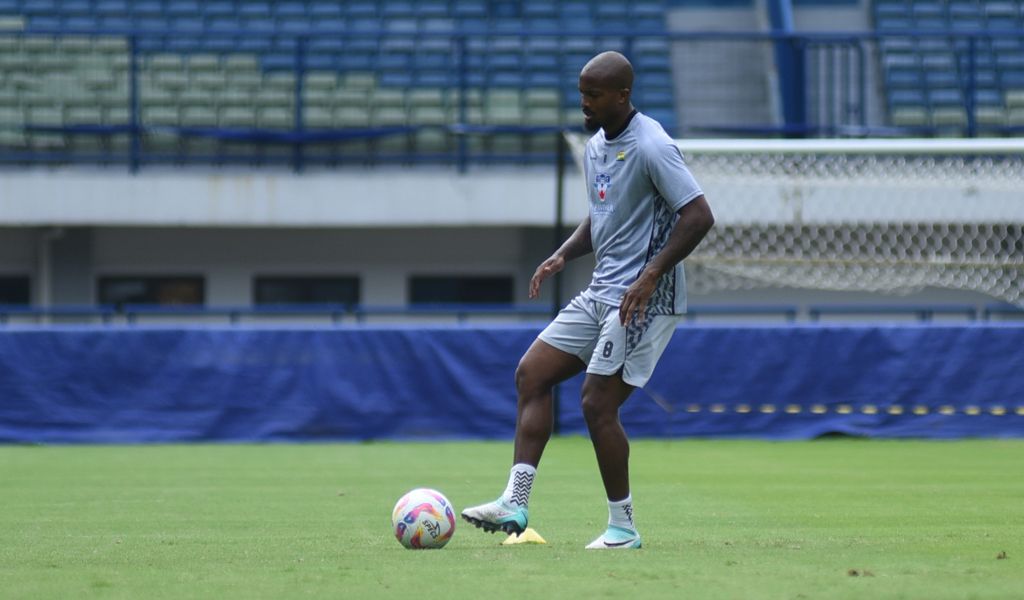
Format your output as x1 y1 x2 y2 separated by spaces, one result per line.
206 17 238 33
891 89 927 106
924 69 958 87
380 71 414 87
236 36 274 53
347 2 378 17
523 1 557 17
416 71 454 87
421 18 455 32
304 54 335 71
350 16 381 31
382 2 415 17
452 0 487 18
974 88 1004 106
887 67 924 88
526 17 560 32
595 3 629 21
1002 69 1024 86
63 14 97 29
311 17 347 32
261 53 295 72
22 1 58 15
526 72 560 87
166 0 200 17
277 17 312 34
28 15 61 28
237 2 272 18
94 0 128 15
130 0 163 16
337 51 375 71
60 0 90 15
417 1 449 17
414 49 451 70
275 2 307 18
309 2 343 18
202 2 235 17
200 37 237 52
170 17 204 33
308 37 346 52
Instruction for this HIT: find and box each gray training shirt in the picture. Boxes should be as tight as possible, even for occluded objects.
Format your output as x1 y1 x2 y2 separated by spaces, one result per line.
583 111 704 315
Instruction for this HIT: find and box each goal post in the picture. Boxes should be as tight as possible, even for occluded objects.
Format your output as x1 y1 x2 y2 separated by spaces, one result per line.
564 134 1024 307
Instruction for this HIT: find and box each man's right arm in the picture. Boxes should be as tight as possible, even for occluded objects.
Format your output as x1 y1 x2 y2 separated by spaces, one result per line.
528 216 592 299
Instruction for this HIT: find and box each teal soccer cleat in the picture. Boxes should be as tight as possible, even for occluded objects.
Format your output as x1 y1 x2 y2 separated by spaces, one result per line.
585 525 642 549
460 499 528 535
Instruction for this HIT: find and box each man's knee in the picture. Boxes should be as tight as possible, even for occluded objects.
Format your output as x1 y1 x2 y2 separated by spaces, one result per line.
581 374 632 425
516 341 584 397
516 356 555 397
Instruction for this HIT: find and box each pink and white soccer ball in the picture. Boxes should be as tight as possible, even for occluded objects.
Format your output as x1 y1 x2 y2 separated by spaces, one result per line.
391 488 456 549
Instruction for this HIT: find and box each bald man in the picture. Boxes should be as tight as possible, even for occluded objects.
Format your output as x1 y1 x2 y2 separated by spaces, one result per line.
462 51 715 549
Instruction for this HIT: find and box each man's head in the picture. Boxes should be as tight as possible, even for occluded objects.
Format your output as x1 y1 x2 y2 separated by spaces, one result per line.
578 51 635 133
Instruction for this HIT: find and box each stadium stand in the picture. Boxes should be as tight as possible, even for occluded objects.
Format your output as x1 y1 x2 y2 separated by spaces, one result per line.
0 0 676 164
874 0 1024 133
2 1 1022 165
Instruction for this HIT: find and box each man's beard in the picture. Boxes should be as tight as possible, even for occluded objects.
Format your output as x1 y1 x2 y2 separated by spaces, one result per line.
583 116 600 132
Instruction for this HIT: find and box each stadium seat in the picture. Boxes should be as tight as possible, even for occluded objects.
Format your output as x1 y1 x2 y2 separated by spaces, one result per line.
874 0 1024 134
0 0 679 159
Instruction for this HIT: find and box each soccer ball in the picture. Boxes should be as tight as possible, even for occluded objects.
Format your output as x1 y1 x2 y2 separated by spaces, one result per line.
391 488 456 549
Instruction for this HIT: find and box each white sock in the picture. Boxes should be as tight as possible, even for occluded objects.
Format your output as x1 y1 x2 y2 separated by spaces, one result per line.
608 494 636 531
500 463 536 509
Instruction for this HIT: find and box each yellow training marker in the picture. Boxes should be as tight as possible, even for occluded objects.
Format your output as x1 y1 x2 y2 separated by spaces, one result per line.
502 528 547 545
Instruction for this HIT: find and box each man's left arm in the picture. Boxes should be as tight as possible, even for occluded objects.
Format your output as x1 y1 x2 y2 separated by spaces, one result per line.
618 195 714 326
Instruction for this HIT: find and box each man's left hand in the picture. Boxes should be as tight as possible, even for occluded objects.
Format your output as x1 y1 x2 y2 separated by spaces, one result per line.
619 269 660 326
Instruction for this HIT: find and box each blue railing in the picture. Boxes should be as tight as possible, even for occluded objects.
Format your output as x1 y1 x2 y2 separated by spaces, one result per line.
0 303 1020 325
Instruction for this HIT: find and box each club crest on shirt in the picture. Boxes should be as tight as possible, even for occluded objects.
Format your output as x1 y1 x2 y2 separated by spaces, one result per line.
593 172 612 201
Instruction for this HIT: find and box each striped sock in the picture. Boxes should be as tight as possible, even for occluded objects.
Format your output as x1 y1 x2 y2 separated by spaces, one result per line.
501 463 536 509
608 494 635 531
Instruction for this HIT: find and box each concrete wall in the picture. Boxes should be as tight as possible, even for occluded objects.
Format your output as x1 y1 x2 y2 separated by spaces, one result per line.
0 166 587 227
0 225 597 308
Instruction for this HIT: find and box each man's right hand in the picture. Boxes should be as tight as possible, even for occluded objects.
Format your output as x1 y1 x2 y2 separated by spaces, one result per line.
529 254 566 299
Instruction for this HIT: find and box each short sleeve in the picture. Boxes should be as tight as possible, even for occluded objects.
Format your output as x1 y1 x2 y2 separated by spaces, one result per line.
645 140 703 212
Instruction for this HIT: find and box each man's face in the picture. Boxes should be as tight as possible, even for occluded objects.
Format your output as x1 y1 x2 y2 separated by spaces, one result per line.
579 72 625 133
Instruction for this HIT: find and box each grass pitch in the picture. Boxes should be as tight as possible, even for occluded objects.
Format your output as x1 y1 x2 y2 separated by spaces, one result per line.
1 438 1022 599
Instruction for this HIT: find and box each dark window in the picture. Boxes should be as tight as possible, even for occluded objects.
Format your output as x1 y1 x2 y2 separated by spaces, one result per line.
254 276 360 305
0 276 30 304
409 275 514 304
98 276 204 306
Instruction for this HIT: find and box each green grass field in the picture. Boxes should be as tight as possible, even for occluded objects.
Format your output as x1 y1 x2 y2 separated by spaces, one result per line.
2 438 1022 599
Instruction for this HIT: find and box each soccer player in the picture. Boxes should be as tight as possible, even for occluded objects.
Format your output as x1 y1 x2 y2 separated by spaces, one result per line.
462 51 714 549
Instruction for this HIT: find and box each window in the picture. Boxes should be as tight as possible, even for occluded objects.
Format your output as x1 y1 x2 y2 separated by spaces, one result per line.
409 275 514 304
0 276 30 305
253 276 360 305
98 276 204 306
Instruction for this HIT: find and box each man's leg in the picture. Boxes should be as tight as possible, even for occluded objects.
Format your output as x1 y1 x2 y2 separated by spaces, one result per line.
580 371 635 502
462 339 585 535
513 338 586 466
581 371 643 549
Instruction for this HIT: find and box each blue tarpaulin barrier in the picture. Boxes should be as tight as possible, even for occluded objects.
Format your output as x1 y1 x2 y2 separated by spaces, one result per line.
1 324 1022 443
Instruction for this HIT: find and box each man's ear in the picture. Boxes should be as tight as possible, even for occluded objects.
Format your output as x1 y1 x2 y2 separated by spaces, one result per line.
619 88 631 104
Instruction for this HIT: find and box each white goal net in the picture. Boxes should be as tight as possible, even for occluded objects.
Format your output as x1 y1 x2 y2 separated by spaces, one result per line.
565 134 1024 307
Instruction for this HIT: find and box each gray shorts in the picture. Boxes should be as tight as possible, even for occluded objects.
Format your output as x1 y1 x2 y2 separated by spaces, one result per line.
538 291 682 388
